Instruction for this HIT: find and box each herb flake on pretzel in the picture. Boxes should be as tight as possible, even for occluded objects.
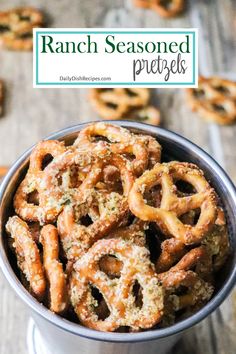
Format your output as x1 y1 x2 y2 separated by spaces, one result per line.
70 238 164 331
128 161 217 244
6 216 46 299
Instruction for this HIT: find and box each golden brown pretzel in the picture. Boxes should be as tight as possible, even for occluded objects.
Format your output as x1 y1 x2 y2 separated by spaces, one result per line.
14 140 66 223
128 161 217 244
40 225 68 313
186 76 236 125
89 88 150 120
133 0 185 18
0 7 44 50
158 270 214 313
100 218 148 277
57 152 134 261
74 122 161 175
127 106 161 126
6 216 46 299
70 238 164 331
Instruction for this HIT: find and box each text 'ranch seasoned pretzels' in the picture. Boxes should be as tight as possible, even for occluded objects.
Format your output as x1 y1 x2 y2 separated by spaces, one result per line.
0 7 44 51
133 0 185 18
186 76 236 125
89 88 161 126
6 122 230 332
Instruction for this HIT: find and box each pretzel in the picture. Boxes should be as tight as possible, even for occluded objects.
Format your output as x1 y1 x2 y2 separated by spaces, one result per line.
74 122 161 175
6 216 46 299
100 219 148 277
0 7 44 50
133 0 185 18
14 140 66 223
158 270 214 313
40 225 68 313
70 238 164 331
186 76 236 125
57 152 134 261
89 88 150 120
127 106 161 126
128 161 217 244
202 208 230 271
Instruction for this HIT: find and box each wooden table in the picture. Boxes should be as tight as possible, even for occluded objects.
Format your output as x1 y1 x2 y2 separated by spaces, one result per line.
0 0 236 353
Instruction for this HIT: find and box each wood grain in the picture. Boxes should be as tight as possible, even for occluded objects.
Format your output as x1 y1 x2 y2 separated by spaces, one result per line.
0 0 236 353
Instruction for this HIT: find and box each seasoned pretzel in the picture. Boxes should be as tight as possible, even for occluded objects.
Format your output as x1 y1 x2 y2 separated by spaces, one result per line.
6 216 46 299
129 161 217 244
0 80 4 116
74 122 161 175
89 88 150 120
100 219 148 277
158 270 214 313
0 7 44 50
40 225 68 313
14 140 66 223
186 76 236 125
133 0 185 18
57 152 134 261
70 238 164 331
156 239 186 273
203 208 230 271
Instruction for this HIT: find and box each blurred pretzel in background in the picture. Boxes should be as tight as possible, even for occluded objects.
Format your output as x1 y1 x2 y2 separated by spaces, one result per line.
186 76 236 125
0 7 44 50
133 0 185 18
89 88 161 126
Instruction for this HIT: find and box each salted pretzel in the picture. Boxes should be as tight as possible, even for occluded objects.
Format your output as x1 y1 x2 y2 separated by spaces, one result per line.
0 7 44 50
70 238 164 331
158 270 214 314
6 216 46 299
187 76 236 125
99 219 148 277
133 0 185 18
74 122 161 175
14 140 66 223
129 161 217 244
40 225 68 313
89 88 150 120
0 80 4 116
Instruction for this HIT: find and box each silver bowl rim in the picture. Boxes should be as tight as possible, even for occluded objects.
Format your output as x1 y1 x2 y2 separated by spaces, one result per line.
0 120 236 343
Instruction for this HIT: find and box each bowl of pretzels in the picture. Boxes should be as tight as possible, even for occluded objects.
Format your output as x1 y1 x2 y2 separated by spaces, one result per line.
0 121 236 354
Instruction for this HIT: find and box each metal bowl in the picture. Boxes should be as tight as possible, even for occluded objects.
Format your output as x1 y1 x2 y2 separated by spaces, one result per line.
0 121 236 348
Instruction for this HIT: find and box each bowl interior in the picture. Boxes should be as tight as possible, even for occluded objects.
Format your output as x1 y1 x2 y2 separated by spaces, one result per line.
0 121 236 342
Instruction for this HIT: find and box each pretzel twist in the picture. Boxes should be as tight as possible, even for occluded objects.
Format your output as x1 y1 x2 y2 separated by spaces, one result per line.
6 216 46 299
186 76 236 125
89 88 150 120
14 140 66 223
40 225 68 313
133 0 185 18
0 7 44 50
70 238 164 331
128 161 217 244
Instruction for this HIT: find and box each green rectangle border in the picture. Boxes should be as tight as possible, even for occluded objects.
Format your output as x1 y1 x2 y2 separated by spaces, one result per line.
35 30 196 86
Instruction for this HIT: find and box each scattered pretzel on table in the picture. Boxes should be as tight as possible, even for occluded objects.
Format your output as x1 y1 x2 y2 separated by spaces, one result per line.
0 7 44 50
186 76 236 125
133 0 185 18
89 88 161 126
5 123 230 332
